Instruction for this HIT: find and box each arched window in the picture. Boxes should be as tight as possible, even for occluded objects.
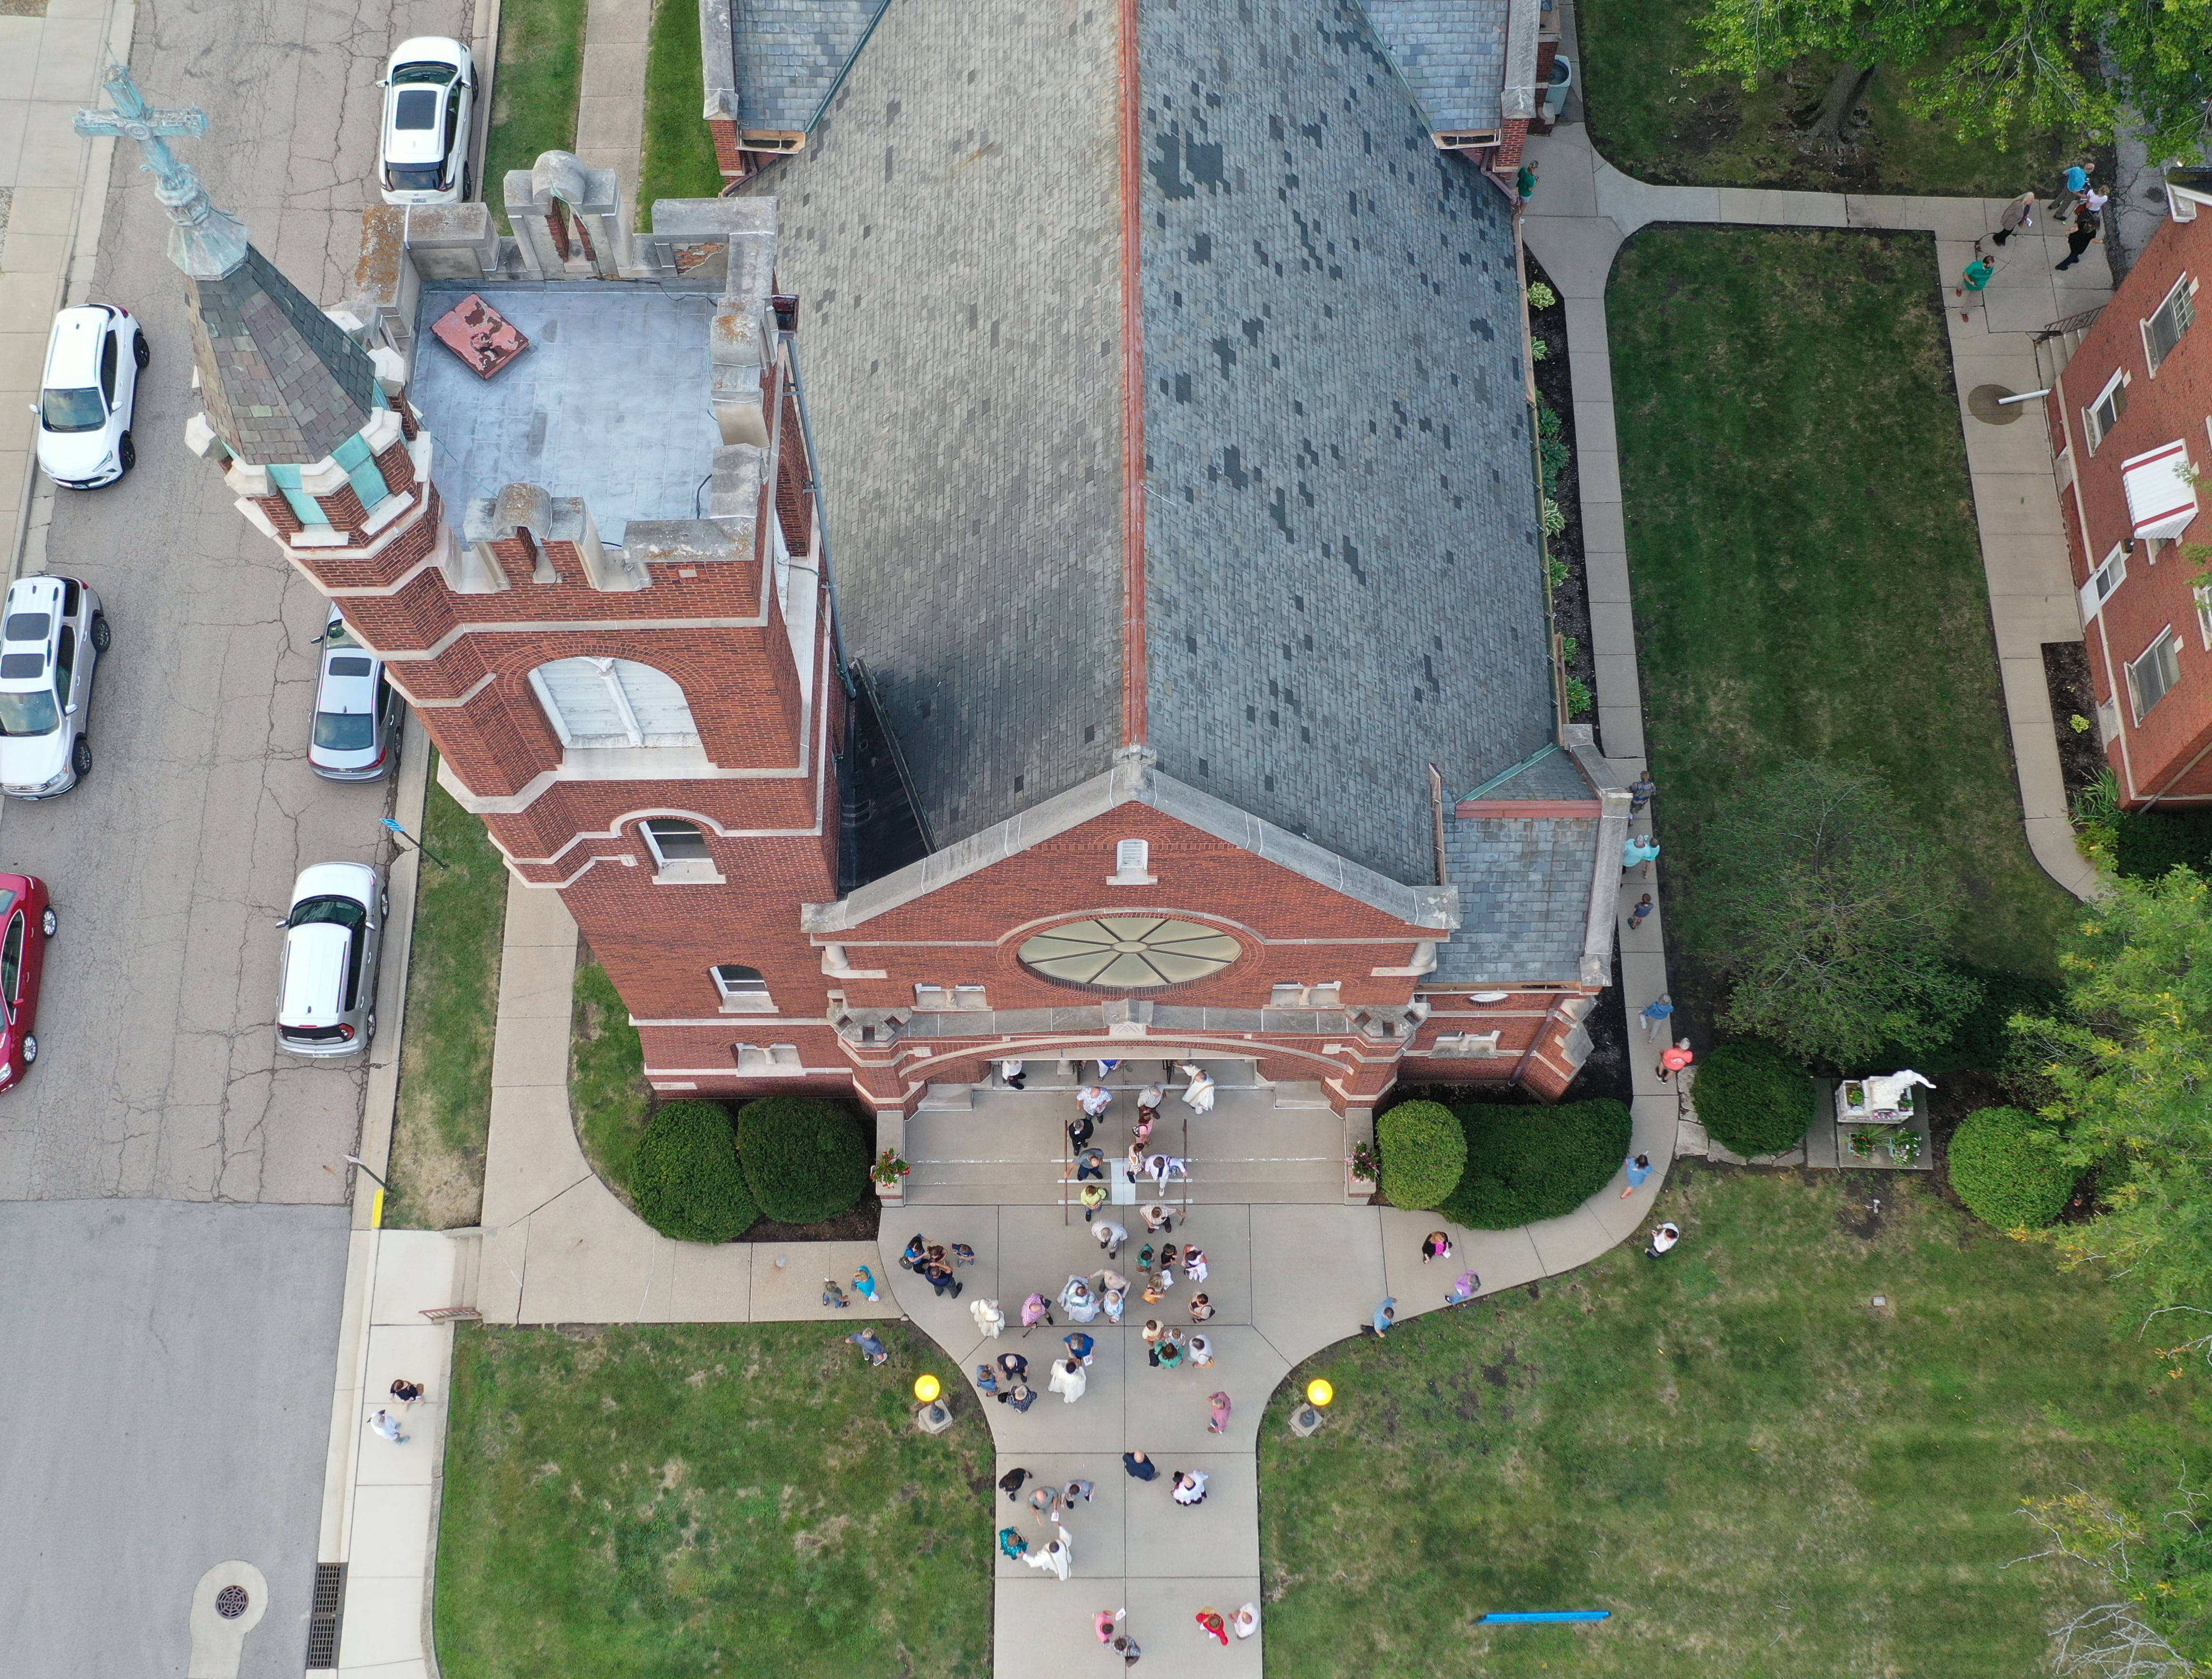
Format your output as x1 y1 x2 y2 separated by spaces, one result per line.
642 819 710 865
529 657 698 748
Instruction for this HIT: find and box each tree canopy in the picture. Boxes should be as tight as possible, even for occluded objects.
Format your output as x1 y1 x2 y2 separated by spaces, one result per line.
1696 0 2211 155
2027 867 2212 1312
1695 759 1978 1066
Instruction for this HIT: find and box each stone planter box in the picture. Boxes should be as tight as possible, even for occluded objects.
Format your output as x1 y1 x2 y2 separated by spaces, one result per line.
1346 1167 1377 1204
873 1178 906 1205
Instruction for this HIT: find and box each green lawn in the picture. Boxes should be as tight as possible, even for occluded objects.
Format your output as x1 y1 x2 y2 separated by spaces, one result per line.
1575 0 2084 195
636 0 725 231
437 1322 991 1678
1259 1168 2203 1677
483 0 589 230
572 950 650 1202
386 768 509 1229
1608 227 2075 992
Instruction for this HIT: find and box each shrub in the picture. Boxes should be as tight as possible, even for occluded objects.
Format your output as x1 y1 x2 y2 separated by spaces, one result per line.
2116 809 2212 880
1443 1099 1632 1228
630 1101 758 1243
1948 1105 2072 1229
1694 1040 1814 1157
1376 1100 1468 1211
736 1096 871 1223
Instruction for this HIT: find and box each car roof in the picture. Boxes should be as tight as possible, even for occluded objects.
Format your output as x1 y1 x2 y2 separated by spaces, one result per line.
279 923 353 1022
41 309 109 386
289 862 378 908
3 576 63 618
317 670 379 714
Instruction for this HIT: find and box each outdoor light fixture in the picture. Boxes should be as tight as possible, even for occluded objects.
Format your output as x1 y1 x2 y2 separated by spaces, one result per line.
914 1373 942 1404
1290 1378 1334 1437
913 1373 952 1435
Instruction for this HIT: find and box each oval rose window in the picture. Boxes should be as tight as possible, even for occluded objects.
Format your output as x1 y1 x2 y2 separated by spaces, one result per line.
1018 917 1242 988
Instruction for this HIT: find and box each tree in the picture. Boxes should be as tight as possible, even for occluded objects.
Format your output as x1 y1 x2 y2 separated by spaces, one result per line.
1694 760 1978 1066
1695 0 2210 155
2026 868 2212 1313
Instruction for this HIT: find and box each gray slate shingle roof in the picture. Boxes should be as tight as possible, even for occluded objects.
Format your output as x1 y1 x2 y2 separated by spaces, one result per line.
1361 0 1509 134
728 0 890 133
188 245 380 466
747 0 1551 886
1432 810 1599 985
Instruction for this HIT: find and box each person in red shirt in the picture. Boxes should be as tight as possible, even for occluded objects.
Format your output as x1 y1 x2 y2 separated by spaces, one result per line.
1195 1608 1229 1646
1658 1038 1694 1083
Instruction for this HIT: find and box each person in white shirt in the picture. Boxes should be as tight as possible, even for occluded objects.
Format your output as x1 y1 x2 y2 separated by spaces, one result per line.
1170 1468 1210 1506
1078 1084 1114 1118
1049 1357 1088 1405
1094 1219 1127 1259
1000 1058 1027 1089
970 1296 1005 1338
1646 1221 1681 1258
1179 1065 1216 1112
1025 1525 1074 1580
369 1409 407 1444
1232 1604 1259 1639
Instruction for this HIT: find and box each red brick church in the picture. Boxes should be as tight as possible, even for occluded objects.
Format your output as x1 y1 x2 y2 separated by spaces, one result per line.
157 0 1621 1122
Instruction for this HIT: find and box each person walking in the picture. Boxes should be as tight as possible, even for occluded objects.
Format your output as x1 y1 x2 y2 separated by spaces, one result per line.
1364 1296 1396 1338
1146 1153 1188 1186
1420 1230 1452 1264
1188 1292 1215 1322
1076 1147 1107 1182
1049 1356 1088 1405
1621 1152 1653 1198
1646 1221 1681 1258
971 1296 1005 1338
999 1466 1031 1501
1182 1245 1208 1284
388 1378 425 1407
1991 190 2036 244
1658 1037 1695 1084
821 1276 850 1309
1622 833 1660 878
999 1057 1027 1090
1095 1218 1128 1260
1516 157 1538 202
1639 993 1675 1041
1096 1608 1123 1645
1957 250 1994 321
1064 1477 1097 1507
1179 1063 1216 1112
846 1329 888 1365
1171 1468 1211 1506
1065 1329 1096 1366
1628 892 1654 932
1232 1603 1260 1640
1078 1083 1113 1120
2061 159 2090 211
1124 1448 1160 1481
2056 207 2101 270
1112 1633 1143 1666
1195 1609 1230 1646
1025 1525 1073 1581
1137 1082 1165 1127
1628 773 1657 815
1444 1269 1481 1307
852 1263 879 1302
1207 1391 1233 1434
369 1408 408 1444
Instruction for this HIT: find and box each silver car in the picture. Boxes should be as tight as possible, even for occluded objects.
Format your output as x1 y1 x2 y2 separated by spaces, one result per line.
0 575 107 799
309 609 402 781
276 863 385 1056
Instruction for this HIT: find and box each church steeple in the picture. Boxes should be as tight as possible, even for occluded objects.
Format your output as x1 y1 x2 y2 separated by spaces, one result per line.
77 62 380 466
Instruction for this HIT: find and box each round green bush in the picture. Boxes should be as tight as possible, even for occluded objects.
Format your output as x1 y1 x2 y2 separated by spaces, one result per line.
1949 1105 2072 1229
1443 1098 1633 1228
736 1095 871 1223
1376 1099 1469 1211
1694 1040 1814 1157
630 1100 758 1243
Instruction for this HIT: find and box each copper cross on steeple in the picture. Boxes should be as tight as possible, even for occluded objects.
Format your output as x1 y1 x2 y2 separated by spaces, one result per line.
74 56 247 279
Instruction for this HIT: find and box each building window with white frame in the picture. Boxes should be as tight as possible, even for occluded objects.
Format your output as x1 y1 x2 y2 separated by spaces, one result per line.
2144 274 2197 373
2128 628 2182 721
2084 370 2129 453
2197 585 2212 651
1108 837 1155 884
641 818 721 882
529 657 700 748
714 964 775 1011
2079 544 2128 621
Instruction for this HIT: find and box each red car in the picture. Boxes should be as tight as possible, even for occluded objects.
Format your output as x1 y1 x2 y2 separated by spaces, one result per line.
0 873 54 1088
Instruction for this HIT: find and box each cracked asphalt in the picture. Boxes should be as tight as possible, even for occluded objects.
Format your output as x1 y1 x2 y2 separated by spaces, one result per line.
0 0 472 1205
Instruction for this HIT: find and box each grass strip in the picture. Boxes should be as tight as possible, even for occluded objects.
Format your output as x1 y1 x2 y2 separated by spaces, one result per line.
571 950 649 1200
482 0 589 231
637 0 725 230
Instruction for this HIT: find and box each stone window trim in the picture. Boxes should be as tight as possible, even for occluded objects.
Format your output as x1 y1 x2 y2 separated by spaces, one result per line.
1107 837 1157 884
640 816 726 884
713 963 776 1013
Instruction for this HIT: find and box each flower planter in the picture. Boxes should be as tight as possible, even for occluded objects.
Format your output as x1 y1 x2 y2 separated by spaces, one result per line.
1346 1168 1378 1204
873 1178 905 1204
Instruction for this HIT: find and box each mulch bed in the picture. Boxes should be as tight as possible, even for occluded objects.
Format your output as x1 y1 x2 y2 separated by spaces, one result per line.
1524 248 1597 718
2041 640 2105 802
736 1200 881 1244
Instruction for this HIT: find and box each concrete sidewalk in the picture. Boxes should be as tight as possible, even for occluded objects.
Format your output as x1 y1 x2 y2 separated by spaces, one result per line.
1522 117 2106 903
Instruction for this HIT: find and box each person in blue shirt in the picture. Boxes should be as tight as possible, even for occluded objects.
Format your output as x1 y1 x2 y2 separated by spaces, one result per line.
1639 993 1675 1041
2062 161 2090 210
846 1329 887 1365
1064 1330 1096 1365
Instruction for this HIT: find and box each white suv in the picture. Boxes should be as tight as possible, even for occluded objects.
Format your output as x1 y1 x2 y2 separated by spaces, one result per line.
377 39 475 206
33 306 144 489
0 576 107 800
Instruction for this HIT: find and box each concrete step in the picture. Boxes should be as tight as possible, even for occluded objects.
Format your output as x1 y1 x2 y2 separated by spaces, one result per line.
917 1083 973 1112
1268 1080 1335 1110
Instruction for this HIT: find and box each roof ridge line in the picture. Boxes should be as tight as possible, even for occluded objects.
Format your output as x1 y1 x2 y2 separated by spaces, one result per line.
1117 0 1147 748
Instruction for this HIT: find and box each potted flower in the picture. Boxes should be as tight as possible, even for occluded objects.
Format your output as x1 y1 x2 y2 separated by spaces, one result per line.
1847 1127 1882 1160
1885 1127 1921 1166
1841 1081 1867 1112
1348 1140 1380 1203
871 1148 910 1202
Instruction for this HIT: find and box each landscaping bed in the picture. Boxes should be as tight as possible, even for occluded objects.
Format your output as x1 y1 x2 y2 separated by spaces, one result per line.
1608 226 2075 1038
1258 1167 2197 1677
1527 250 1595 724
1573 0 2092 196
386 768 509 1229
436 1320 989 1679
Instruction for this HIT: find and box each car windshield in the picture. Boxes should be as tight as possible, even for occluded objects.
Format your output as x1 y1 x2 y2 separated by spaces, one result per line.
391 61 457 84
288 894 367 930
384 162 445 191
4 613 50 643
0 689 61 737
40 388 104 432
314 712 375 751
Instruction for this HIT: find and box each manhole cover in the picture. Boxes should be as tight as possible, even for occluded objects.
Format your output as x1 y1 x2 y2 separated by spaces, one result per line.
215 1584 249 1619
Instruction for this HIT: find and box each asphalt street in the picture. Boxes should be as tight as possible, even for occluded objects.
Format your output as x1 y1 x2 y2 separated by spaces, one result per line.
0 1200 350 1677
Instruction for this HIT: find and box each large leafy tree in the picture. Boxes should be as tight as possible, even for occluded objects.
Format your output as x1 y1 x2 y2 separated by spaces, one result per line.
1696 0 2210 155
2027 867 2212 1313
1695 759 1978 1066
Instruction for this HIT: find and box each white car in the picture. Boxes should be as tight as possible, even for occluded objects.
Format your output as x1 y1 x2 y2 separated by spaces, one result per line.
33 305 144 489
276 864 385 1056
0 576 107 800
309 608 403 781
377 38 475 206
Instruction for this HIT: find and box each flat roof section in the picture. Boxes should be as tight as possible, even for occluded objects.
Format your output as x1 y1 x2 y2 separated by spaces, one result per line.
411 283 722 545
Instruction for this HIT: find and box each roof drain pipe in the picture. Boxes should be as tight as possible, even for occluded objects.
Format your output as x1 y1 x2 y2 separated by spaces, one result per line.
780 329 856 700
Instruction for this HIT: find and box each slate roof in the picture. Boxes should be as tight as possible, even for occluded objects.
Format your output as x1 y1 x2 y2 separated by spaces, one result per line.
187 245 381 466
726 0 888 133
1460 742 1591 803
746 0 1551 886
1361 0 1510 135
1431 810 1599 985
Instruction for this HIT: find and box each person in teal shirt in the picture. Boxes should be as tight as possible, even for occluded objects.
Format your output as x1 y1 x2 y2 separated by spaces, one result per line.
1962 254 1994 291
1516 159 1538 202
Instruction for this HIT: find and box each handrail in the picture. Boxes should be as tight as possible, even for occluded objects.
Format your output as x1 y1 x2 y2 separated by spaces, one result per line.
2033 305 2105 344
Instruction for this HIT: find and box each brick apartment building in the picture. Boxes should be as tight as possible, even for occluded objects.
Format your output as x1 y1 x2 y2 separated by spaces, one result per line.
2045 167 2209 805
149 0 1617 1124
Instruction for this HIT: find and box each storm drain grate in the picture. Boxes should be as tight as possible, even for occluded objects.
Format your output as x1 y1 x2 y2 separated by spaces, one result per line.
305 1562 345 1669
215 1584 249 1619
